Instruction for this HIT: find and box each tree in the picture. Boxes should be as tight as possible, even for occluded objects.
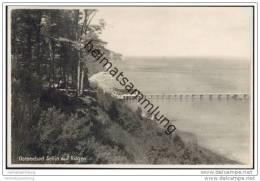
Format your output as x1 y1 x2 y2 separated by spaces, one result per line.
75 9 102 96
10 9 108 159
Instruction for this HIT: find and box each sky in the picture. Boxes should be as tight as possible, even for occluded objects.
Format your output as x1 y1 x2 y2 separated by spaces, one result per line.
94 7 253 59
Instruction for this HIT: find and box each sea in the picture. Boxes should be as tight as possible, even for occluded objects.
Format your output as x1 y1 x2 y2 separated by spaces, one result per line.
115 56 252 165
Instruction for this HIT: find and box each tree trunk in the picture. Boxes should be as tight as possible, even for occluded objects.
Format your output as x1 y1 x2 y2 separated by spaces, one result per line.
80 67 84 95
52 48 55 87
36 25 41 74
77 54 81 96
75 10 81 96
48 41 54 87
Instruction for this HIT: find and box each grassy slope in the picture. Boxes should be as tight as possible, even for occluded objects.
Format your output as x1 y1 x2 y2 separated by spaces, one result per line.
36 88 238 165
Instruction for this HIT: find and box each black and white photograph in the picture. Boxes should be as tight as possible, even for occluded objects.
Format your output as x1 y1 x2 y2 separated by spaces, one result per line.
3 3 256 172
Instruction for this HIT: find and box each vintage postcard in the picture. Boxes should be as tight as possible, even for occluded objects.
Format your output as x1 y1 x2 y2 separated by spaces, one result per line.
6 5 254 169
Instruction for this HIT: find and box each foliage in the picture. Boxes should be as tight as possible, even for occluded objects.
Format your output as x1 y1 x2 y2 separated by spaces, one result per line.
11 9 237 165
11 9 106 162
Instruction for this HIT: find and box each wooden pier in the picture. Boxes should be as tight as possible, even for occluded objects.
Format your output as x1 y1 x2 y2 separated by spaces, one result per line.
119 93 250 101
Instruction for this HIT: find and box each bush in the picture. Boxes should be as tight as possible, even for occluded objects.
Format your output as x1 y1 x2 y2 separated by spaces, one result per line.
11 92 42 162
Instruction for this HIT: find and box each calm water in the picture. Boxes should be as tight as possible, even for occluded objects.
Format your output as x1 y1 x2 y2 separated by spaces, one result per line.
115 57 251 164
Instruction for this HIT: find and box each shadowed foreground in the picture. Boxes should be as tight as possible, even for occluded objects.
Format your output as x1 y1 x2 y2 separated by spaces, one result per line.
12 88 238 165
